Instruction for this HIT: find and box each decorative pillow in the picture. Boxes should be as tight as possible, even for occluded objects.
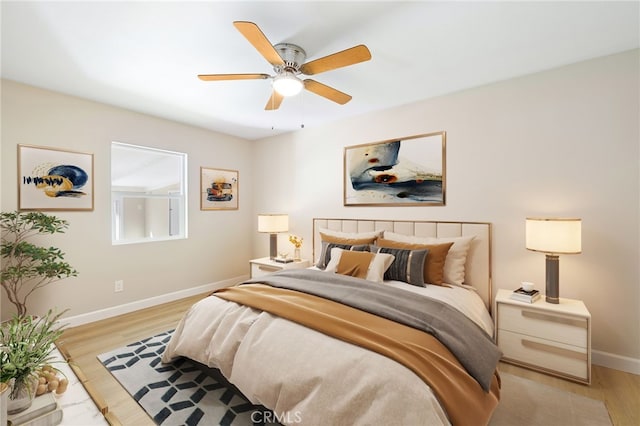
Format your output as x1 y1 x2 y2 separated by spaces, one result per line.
336 251 373 279
319 228 383 245
370 245 429 287
383 232 474 286
376 238 453 286
315 241 369 270
324 248 395 283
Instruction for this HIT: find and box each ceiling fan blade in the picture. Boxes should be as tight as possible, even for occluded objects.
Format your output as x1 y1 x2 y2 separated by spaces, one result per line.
300 45 371 75
304 79 352 105
233 21 285 67
264 91 284 110
198 73 270 81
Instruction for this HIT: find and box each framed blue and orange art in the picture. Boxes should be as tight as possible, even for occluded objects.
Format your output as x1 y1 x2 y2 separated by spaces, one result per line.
344 131 446 206
200 167 239 210
18 144 94 211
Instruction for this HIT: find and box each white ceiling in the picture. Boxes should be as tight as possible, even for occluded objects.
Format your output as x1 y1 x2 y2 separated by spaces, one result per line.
2 1 639 141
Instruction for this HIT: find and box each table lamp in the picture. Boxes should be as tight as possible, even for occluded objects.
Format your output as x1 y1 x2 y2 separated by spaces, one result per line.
526 217 582 303
258 214 289 259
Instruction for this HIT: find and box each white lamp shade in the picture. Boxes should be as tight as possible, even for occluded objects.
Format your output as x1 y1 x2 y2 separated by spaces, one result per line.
526 218 582 254
258 214 289 233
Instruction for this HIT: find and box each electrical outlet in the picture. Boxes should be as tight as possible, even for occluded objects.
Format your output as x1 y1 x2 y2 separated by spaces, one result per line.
114 280 124 292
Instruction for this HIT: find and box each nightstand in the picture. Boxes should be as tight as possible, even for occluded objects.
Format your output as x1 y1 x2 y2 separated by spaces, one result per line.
249 257 311 279
494 288 591 384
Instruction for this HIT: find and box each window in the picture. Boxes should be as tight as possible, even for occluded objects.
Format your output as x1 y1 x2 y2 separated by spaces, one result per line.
111 142 187 244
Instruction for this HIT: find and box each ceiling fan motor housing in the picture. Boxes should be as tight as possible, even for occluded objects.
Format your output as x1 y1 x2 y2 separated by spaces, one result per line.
274 43 306 73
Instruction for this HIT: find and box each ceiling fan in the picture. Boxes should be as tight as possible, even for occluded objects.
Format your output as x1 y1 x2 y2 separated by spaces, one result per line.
198 21 372 110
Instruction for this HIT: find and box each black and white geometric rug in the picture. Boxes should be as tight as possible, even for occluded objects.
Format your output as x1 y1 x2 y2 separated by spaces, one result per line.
97 330 277 426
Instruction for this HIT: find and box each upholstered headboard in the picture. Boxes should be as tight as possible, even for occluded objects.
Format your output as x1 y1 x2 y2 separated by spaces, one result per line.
313 218 493 311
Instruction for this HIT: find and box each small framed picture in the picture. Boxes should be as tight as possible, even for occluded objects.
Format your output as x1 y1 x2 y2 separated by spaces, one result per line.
200 167 239 210
18 144 94 211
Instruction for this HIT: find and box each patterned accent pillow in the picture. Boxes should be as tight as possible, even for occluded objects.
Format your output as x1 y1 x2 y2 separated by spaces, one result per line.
376 238 453 286
371 245 429 287
315 241 369 269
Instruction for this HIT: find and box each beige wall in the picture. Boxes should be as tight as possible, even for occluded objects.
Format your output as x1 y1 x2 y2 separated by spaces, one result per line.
252 50 640 371
1 80 254 319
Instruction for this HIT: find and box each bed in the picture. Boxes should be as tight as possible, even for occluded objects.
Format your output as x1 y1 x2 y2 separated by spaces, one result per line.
162 218 501 426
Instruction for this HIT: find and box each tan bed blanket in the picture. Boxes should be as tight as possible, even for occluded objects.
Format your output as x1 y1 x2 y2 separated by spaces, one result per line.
215 284 500 426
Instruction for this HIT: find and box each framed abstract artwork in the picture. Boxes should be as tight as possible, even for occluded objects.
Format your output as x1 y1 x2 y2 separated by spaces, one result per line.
18 144 94 211
200 167 239 210
344 131 446 206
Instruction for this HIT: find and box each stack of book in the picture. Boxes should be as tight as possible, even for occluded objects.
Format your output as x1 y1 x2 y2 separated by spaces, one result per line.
510 287 541 303
7 392 63 426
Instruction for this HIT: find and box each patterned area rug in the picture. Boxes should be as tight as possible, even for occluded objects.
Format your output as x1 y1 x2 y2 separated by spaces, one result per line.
97 330 276 426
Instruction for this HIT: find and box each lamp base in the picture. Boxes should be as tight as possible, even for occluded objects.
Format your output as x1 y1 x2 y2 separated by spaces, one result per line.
269 233 278 260
545 254 560 304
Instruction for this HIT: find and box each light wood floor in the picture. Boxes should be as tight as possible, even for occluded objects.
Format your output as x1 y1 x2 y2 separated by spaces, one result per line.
57 293 640 426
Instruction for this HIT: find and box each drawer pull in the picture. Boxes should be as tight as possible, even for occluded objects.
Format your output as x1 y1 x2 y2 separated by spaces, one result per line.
521 339 587 361
258 265 279 272
521 310 585 327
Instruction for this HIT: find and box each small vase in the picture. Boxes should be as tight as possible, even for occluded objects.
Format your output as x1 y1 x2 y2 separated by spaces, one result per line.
7 378 37 415
294 248 301 261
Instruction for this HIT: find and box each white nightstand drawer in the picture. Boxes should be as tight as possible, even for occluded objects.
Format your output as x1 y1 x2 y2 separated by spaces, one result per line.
498 303 587 348
499 329 589 381
251 263 281 278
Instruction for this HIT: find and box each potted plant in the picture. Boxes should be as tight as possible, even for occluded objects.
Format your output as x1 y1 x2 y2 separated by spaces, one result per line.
0 309 67 414
1 211 78 317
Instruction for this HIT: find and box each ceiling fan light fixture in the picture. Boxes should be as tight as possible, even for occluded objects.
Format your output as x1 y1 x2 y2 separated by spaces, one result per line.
273 72 303 97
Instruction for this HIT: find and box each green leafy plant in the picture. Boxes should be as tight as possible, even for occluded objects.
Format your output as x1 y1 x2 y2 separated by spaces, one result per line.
0 309 67 398
1 211 78 317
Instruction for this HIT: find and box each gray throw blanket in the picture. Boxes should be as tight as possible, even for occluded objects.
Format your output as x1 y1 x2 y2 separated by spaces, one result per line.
245 268 501 391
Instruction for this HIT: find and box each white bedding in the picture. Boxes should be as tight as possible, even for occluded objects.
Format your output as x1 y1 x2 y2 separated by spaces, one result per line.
162 275 495 426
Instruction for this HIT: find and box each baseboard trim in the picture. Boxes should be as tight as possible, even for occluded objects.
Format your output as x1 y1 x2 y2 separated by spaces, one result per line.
592 349 640 375
62 275 247 328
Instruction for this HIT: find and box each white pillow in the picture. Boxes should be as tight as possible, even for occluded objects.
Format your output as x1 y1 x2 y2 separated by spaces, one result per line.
383 231 474 286
324 247 395 283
